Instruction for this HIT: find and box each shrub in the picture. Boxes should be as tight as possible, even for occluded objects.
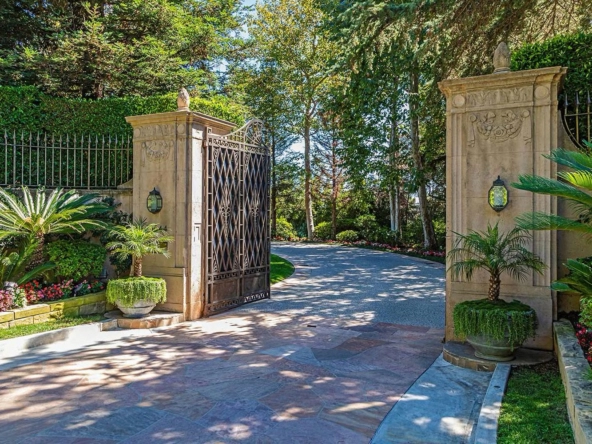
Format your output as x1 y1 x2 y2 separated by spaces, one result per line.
0 86 246 135
46 240 107 282
275 217 297 240
336 230 359 242
354 214 378 239
453 299 537 347
314 221 333 240
106 277 167 307
512 32 592 95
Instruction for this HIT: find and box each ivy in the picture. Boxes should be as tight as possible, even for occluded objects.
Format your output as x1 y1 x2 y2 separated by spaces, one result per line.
106 277 166 307
453 299 537 348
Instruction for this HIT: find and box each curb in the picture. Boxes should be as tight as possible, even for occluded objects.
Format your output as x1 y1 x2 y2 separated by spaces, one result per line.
472 363 511 444
0 319 117 360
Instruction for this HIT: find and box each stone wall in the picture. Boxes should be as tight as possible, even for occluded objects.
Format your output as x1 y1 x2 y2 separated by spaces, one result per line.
0 291 109 328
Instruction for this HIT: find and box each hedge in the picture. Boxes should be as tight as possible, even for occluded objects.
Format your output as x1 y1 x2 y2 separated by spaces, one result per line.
0 86 246 136
512 32 592 94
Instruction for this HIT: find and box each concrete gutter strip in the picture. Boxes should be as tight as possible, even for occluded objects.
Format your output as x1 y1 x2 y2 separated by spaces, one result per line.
554 319 592 444
473 364 511 444
0 319 117 359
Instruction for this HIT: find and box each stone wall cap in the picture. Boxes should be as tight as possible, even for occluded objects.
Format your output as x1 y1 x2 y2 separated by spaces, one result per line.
438 66 567 93
125 111 236 131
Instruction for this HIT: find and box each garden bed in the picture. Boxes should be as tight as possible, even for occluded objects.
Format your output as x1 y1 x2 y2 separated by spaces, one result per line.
0 290 111 329
554 319 592 444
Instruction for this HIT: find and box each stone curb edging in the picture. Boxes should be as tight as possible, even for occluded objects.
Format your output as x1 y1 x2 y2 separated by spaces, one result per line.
554 319 592 444
0 318 117 360
473 364 511 444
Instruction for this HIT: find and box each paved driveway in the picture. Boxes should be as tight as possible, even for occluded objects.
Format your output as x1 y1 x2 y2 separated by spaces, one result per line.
0 243 445 443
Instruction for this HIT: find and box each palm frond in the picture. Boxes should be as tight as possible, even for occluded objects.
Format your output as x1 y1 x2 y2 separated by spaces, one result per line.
515 212 592 234
512 175 592 207
546 148 592 172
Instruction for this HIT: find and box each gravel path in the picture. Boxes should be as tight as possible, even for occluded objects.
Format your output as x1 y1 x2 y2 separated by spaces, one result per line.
239 242 446 328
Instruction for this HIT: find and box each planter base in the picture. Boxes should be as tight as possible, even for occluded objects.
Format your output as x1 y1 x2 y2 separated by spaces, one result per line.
105 310 184 329
443 341 552 372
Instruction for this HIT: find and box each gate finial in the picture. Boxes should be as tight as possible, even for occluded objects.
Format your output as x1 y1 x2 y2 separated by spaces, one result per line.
493 42 511 74
177 88 190 111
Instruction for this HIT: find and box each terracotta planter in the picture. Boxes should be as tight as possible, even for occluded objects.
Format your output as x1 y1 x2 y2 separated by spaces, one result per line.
116 299 156 318
467 334 522 361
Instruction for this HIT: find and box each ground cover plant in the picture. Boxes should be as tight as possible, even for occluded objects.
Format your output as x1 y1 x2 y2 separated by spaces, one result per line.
0 314 104 341
498 361 573 444
270 254 294 284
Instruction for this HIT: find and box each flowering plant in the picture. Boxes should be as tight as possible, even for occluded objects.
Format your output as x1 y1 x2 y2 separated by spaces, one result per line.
575 322 592 364
0 289 13 312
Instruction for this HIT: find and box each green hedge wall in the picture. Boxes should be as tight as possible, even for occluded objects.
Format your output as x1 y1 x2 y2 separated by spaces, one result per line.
512 32 592 93
0 86 246 135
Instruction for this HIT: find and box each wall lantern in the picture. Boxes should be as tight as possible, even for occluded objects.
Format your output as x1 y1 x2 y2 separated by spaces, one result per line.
147 188 163 214
488 176 508 212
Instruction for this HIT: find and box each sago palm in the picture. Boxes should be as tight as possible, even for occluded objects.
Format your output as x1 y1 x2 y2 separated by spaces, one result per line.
0 240 55 285
0 187 109 266
106 219 173 277
447 222 546 301
513 143 592 236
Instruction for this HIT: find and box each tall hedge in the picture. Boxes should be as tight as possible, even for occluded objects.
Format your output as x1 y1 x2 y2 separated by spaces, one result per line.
0 86 246 135
512 32 592 94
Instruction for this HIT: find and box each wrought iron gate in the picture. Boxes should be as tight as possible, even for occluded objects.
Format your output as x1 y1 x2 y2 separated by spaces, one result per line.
204 120 271 316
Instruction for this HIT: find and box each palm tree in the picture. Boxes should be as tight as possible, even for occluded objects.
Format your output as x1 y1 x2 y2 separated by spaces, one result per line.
513 144 592 235
0 187 109 267
106 219 173 277
447 222 546 301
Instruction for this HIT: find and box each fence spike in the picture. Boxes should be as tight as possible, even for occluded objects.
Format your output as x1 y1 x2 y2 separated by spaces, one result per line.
576 92 580 106
588 91 591 105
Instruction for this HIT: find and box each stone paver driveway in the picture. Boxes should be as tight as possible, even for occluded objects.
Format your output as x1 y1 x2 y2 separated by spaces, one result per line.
0 243 445 443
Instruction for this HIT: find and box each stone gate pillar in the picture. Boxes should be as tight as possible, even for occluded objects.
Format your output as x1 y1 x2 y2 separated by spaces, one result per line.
125 92 235 320
439 49 566 350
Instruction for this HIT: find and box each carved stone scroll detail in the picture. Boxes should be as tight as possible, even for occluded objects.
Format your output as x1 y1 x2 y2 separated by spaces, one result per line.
468 109 531 146
143 140 174 160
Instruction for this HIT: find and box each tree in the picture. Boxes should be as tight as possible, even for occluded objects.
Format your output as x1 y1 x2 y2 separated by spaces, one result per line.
106 218 173 277
247 0 340 239
0 187 108 267
447 223 545 301
0 0 244 98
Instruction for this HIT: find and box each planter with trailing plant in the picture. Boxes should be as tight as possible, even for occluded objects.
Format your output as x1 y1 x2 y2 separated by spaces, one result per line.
448 222 545 361
106 219 173 318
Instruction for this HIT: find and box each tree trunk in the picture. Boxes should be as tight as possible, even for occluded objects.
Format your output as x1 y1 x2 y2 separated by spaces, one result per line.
488 273 501 301
304 117 314 240
271 132 277 237
133 257 143 277
28 232 45 270
409 70 437 250
331 138 338 240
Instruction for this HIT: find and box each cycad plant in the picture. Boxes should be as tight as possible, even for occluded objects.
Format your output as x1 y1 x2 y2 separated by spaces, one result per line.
106 219 173 277
0 187 108 267
513 143 592 235
552 259 592 325
447 222 546 301
0 240 55 285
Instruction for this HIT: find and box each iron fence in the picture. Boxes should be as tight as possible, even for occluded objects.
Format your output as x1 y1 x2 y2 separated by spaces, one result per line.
0 131 132 189
561 91 592 151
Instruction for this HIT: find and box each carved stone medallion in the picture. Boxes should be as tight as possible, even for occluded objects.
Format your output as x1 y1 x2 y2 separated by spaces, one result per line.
143 140 173 161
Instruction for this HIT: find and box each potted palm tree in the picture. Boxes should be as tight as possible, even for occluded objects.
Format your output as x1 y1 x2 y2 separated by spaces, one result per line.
447 222 546 361
106 219 173 318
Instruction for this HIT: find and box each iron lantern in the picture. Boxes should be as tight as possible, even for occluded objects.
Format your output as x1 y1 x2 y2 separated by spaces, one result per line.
147 187 163 214
488 176 508 212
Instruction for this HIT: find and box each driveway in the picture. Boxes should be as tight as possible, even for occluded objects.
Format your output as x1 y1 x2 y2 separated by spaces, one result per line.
0 243 445 443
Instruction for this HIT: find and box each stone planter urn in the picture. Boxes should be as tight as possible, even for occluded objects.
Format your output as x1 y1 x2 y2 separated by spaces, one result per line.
116 299 157 318
467 334 522 361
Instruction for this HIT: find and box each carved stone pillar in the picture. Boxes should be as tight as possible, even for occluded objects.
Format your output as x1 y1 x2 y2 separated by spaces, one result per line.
439 66 566 350
125 110 235 320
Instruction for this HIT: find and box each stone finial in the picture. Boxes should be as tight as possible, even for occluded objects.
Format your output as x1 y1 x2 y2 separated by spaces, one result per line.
493 42 511 74
177 88 190 111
